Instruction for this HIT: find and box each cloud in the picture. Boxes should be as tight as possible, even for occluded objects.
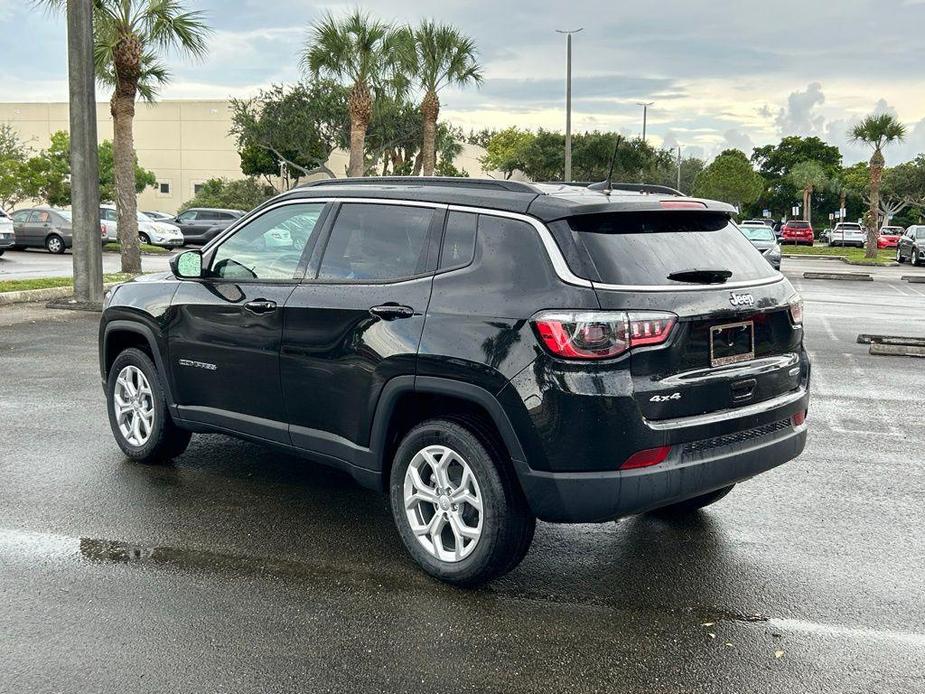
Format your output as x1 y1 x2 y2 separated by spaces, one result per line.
722 129 754 153
775 82 826 136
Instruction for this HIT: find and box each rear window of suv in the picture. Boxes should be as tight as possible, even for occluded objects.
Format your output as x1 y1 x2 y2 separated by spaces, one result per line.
567 211 778 287
787 221 811 228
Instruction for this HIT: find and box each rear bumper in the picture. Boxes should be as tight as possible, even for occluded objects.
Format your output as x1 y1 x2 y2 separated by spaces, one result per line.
515 420 807 523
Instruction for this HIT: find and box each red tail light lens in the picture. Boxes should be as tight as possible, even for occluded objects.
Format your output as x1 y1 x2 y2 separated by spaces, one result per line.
532 311 676 360
788 294 803 325
621 446 671 470
792 410 806 426
100 224 107 237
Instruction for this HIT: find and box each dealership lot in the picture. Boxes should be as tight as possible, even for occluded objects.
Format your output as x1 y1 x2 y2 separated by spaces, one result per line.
0 264 923 693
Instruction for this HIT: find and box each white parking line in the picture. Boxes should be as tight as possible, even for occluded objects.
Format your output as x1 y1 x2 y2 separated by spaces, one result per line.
769 618 925 649
819 317 838 341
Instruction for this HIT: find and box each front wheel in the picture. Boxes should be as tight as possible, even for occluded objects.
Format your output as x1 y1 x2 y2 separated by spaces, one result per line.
139 232 150 245
912 248 920 266
389 418 535 587
106 348 191 464
651 484 735 517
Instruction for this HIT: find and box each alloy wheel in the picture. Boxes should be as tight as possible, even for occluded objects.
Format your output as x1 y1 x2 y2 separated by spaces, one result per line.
113 365 155 447
47 237 63 253
403 444 483 563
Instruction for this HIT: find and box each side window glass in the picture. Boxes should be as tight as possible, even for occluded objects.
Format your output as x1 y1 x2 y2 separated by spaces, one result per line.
439 211 478 271
178 211 196 222
209 203 325 281
13 211 31 223
317 203 434 282
37 211 50 223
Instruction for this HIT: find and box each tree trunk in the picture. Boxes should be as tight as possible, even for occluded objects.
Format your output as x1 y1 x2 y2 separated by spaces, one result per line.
803 187 811 223
111 91 141 274
421 90 440 176
867 150 885 258
347 82 372 177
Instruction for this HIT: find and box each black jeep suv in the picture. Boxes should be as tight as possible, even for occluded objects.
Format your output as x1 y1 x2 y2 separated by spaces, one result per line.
99 178 810 586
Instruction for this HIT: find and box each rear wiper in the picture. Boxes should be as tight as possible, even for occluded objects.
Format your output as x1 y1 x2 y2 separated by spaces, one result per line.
667 268 733 284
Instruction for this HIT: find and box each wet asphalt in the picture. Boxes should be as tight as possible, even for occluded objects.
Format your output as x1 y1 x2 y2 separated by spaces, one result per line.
1 259 923 693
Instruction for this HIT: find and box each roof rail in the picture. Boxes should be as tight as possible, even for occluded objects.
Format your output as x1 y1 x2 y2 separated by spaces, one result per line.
300 176 539 193
587 181 684 196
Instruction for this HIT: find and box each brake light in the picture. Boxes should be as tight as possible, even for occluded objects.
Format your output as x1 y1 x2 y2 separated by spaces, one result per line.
621 446 671 470
660 200 706 209
788 294 803 325
532 311 676 360
792 410 806 426
100 224 107 237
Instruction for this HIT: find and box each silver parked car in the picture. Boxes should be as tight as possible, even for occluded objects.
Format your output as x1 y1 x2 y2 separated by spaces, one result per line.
0 208 14 255
738 222 782 270
100 205 184 247
828 222 866 248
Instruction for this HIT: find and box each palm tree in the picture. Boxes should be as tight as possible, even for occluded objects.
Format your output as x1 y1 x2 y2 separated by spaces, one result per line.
789 160 827 225
851 114 906 257
302 11 404 178
406 21 483 176
40 0 210 273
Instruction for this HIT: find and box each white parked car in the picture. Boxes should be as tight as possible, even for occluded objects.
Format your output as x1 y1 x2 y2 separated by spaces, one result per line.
100 205 185 248
0 208 14 255
828 222 866 248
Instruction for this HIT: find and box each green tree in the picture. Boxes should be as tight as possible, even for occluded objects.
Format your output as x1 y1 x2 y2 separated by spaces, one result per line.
789 161 828 224
520 129 565 181
479 127 535 179
0 125 33 210
41 0 211 273
751 136 843 220
230 81 350 186
302 10 404 177
851 113 907 256
693 149 765 210
179 178 275 213
405 21 482 176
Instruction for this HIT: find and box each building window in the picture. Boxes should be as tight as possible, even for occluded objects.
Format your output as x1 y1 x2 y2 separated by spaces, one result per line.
157 181 171 197
192 182 205 196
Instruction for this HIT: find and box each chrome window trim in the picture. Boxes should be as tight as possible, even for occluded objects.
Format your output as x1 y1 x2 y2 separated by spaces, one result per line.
203 196 785 293
646 386 807 431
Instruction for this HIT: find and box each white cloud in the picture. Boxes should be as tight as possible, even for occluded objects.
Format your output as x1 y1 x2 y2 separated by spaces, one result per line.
775 82 826 136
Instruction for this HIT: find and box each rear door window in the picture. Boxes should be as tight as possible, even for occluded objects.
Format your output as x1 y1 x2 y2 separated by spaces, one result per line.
317 203 434 282
569 211 778 287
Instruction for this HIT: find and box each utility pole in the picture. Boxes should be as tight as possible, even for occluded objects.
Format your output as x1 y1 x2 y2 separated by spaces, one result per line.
676 145 682 192
66 0 103 305
636 101 654 143
556 28 582 182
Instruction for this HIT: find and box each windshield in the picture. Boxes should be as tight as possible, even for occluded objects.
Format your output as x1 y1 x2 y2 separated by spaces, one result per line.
568 211 778 286
740 226 775 241
137 212 153 223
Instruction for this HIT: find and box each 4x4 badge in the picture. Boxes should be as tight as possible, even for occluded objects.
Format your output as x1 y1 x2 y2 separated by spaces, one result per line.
729 292 755 307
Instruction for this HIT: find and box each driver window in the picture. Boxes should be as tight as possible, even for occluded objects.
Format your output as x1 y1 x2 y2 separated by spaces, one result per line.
210 203 325 281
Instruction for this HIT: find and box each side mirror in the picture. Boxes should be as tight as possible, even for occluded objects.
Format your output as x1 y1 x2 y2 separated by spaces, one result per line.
171 249 203 278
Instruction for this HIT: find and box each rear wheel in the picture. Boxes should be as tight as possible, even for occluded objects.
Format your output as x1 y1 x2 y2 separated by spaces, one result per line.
139 232 150 245
651 484 735 517
897 247 905 263
389 418 535 587
45 234 65 254
106 348 191 464
912 248 920 266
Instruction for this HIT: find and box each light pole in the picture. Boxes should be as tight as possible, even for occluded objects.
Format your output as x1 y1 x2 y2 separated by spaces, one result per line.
636 101 654 143
66 0 103 305
556 28 582 182
676 145 682 191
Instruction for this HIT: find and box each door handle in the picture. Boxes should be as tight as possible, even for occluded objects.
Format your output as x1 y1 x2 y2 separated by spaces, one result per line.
244 299 277 314
369 304 414 320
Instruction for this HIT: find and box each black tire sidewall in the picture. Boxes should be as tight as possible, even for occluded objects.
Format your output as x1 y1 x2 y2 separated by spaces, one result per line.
106 348 174 462
389 420 515 585
46 235 65 254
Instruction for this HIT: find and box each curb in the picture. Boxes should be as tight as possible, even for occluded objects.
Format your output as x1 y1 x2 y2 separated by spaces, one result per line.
803 271 873 281
782 254 845 260
869 343 925 358
857 334 925 347
0 281 123 307
900 275 925 283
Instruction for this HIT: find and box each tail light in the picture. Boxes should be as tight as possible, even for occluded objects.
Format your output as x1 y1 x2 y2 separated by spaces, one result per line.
788 294 803 325
532 311 676 360
792 410 806 426
100 224 107 237
620 446 671 470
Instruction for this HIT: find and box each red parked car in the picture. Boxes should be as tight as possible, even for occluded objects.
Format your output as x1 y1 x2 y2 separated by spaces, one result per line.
780 220 814 246
878 226 903 249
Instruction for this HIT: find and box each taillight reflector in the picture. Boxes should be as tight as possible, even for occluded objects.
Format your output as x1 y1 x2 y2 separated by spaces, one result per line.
621 446 671 470
792 410 806 426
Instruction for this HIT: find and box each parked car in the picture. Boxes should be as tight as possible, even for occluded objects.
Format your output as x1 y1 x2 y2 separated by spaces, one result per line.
0 208 14 255
171 208 244 245
828 222 866 248
10 208 86 253
100 205 184 247
741 219 775 229
738 223 781 270
99 178 810 586
780 219 814 245
143 210 175 223
877 226 904 249
896 225 925 265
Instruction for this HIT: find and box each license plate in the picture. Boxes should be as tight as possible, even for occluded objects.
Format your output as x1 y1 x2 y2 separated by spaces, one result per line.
710 320 755 367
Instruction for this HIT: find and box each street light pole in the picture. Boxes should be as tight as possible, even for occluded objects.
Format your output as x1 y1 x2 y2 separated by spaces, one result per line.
556 28 582 182
676 145 682 192
66 0 102 305
636 101 654 143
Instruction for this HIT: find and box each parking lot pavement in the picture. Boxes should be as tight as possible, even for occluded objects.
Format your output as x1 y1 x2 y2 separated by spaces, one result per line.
1 278 923 693
0 248 175 280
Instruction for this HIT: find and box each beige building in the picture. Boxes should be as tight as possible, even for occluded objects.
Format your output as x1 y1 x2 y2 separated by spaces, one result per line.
0 99 502 214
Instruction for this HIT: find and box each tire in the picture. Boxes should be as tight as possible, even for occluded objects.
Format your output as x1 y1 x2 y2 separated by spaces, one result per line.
912 248 920 267
106 347 191 464
897 248 904 263
139 232 150 245
651 484 735 517
389 418 535 587
45 234 65 254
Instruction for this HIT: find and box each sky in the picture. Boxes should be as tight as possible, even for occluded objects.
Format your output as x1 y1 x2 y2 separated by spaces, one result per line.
1 0 925 164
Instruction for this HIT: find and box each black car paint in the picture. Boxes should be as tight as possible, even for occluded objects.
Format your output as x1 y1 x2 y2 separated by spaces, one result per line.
100 182 810 523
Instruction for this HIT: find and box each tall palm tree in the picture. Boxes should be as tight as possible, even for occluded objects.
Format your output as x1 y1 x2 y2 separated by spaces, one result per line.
302 11 404 177
407 21 482 176
789 160 827 225
851 114 906 257
40 0 210 273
